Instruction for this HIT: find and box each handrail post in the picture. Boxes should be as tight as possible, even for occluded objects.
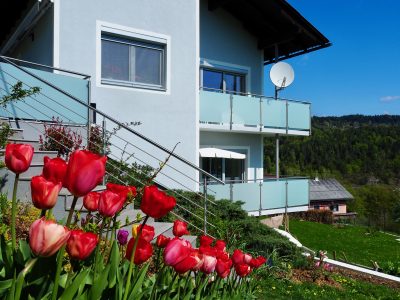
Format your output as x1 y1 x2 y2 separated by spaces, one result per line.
230 94 233 130
259 97 263 132
203 177 208 235
284 180 289 232
86 79 91 150
286 100 289 134
102 117 106 185
259 180 263 216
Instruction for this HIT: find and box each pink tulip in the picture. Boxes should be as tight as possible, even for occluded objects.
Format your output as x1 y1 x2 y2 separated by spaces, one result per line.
164 238 192 267
29 218 70 257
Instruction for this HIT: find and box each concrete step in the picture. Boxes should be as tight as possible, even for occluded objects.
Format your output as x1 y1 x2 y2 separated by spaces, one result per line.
0 149 58 164
10 128 24 139
7 138 41 150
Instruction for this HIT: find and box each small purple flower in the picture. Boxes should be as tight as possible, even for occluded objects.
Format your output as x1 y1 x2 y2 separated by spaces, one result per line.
117 229 129 245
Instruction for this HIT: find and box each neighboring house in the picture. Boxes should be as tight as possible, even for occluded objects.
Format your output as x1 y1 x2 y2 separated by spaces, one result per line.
0 0 330 216
309 178 354 216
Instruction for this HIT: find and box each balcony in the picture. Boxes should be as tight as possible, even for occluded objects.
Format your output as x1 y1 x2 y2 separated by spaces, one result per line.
0 57 90 124
199 89 311 136
206 177 309 216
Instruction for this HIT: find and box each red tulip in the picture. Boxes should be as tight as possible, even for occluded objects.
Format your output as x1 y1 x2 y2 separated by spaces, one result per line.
31 175 62 209
125 237 153 264
83 192 100 212
164 238 192 267
216 257 232 278
106 182 137 198
235 263 251 277
29 218 70 257
173 249 203 274
67 230 98 260
132 224 155 243
156 234 170 248
199 246 217 274
140 186 176 219
215 240 226 252
5 143 34 174
244 253 252 264
249 256 267 269
200 235 214 247
98 190 126 217
232 249 244 265
43 156 67 186
64 150 107 197
172 220 189 237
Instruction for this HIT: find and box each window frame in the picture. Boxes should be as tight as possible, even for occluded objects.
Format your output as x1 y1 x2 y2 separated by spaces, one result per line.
101 34 166 91
200 67 246 94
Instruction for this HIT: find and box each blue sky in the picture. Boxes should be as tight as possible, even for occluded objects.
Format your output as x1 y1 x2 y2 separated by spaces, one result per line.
263 0 400 116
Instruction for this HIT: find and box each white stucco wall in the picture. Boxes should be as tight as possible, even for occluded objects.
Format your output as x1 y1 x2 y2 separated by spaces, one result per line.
55 0 199 190
200 0 264 95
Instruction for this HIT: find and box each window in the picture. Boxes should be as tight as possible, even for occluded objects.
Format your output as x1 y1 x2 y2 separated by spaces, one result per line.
101 34 166 90
329 204 339 212
201 68 245 94
314 205 320 210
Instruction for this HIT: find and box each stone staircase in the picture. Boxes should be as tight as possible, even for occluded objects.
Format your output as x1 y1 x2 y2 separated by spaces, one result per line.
0 119 197 245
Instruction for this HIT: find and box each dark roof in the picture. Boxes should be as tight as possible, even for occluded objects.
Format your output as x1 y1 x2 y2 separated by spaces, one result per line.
208 0 331 64
310 179 354 202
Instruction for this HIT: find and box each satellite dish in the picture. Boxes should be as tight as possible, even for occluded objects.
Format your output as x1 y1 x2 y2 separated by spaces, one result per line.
270 62 295 88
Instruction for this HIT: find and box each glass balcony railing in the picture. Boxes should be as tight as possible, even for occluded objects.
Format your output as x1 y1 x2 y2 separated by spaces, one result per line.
206 177 309 214
0 57 90 124
200 88 311 134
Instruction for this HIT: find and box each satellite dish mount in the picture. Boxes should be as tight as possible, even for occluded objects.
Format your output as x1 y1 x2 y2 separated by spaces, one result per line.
269 62 295 99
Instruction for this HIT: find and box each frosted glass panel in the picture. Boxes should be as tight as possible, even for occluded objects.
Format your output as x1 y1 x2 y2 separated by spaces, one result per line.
288 102 310 130
199 90 230 124
262 99 286 128
232 95 259 126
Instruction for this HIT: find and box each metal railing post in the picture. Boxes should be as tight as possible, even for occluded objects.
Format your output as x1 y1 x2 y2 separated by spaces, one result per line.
230 94 233 130
86 79 91 150
229 183 233 201
203 177 208 235
276 134 279 180
286 100 289 134
259 97 263 131
284 180 289 232
102 117 106 185
259 180 263 216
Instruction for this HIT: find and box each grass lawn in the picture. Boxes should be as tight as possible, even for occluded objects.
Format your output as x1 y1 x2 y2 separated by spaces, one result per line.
288 219 400 267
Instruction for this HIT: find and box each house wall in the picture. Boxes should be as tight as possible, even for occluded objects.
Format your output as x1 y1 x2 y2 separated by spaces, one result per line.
200 131 263 181
200 0 264 95
10 8 54 66
310 202 347 214
55 0 199 190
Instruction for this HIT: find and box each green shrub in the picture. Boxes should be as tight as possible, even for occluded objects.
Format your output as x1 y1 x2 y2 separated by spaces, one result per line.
292 209 333 224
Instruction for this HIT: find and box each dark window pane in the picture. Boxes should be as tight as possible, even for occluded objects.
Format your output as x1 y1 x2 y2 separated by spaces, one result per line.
101 40 129 81
203 70 223 91
236 76 243 93
201 157 223 181
225 159 244 182
135 46 162 85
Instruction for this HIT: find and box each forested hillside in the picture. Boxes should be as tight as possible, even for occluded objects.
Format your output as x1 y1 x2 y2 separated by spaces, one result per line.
264 115 400 184
264 115 400 232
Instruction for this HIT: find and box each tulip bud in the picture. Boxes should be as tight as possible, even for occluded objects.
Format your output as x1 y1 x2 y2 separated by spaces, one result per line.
172 220 189 237
64 150 107 197
156 234 170 248
31 175 62 209
67 230 98 260
83 192 100 212
106 182 137 198
140 186 176 219
117 229 129 246
98 190 126 217
5 143 34 174
43 156 67 186
199 235 214 247
132 224 155 242
235 263 251 277
29 218 70 257
125 237 153 265
164 238 192 267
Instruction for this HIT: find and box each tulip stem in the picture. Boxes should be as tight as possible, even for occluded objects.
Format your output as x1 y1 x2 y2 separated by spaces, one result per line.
123 215 149 300
66 196 78 227
51 195 78 300
11 173 19 252
40 209 46 218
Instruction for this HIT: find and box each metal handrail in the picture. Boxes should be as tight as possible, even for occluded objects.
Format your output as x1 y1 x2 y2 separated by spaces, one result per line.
200 86 311 105
0 56 91 79
0 56 224 185
201 176 309 185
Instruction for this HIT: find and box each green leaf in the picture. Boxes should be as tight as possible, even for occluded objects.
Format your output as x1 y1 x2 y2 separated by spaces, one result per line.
89 264 110 300
128 263 150 300
0 279 12 294
18 240 32 262
108 240 120 288
59 268 90 300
